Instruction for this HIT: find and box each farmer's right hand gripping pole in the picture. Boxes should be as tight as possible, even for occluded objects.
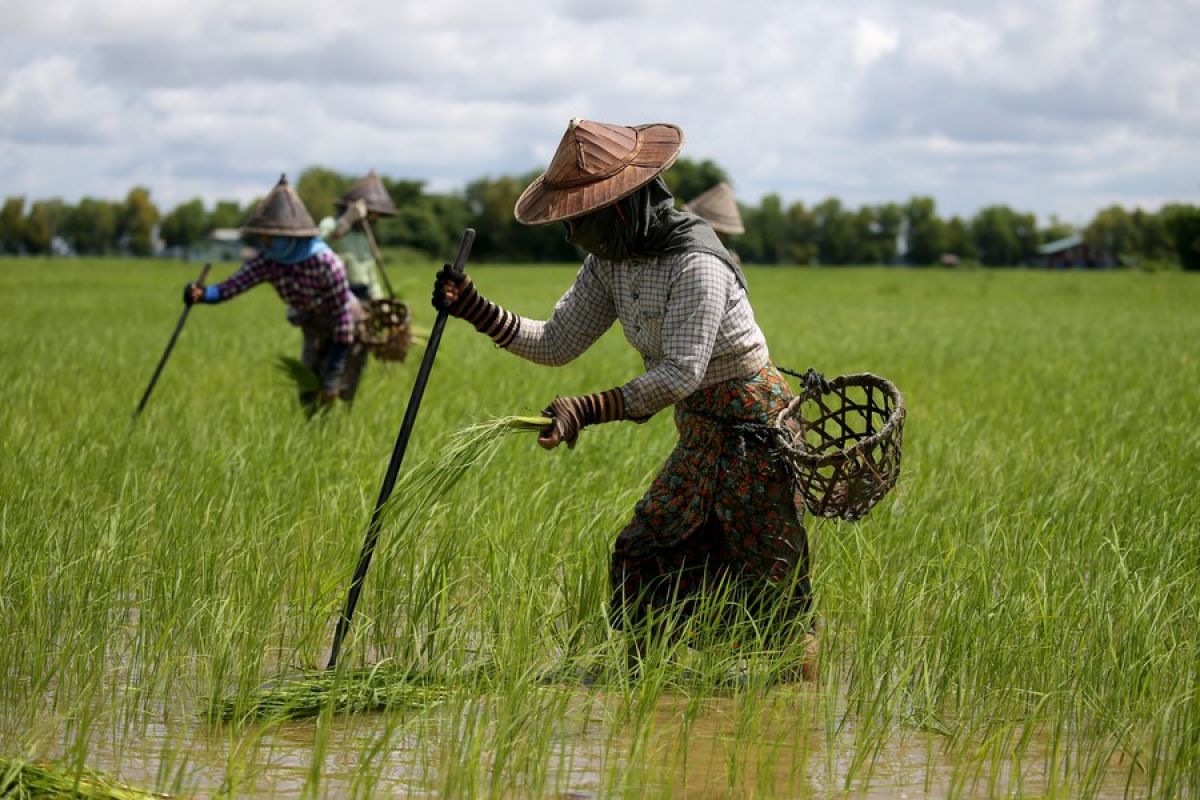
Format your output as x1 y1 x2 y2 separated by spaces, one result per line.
326 228 476 670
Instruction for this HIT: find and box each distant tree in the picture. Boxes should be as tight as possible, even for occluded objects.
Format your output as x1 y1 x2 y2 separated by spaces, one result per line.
785 201 818 265
1131 209 1171 263
756 193 787 263
814 197 857 264
22 200 64 254
426 194 472 250
296 167 351 222
903 196 944 265
118 187 160 256
1162 203 1200 271
1 197 27 254
63 198 119 255
464 174 527 260
209 200 244 230
1039 214 1075 244
1014 211 1040 264
1085 206 1137 264
380 177 424 209
943 215 975 261
372 178 427 247
662 158 730 206
858 202 902 264
971 205 1037 266
160 198 208 249
462 171 574 262
384 194 471 257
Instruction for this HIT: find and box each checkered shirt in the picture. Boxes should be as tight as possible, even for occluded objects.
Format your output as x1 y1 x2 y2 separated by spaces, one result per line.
504 252 769 419
214 250 356 344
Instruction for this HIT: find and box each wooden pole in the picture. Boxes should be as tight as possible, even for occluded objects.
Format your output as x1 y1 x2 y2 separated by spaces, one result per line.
131 262 212 425
326 228 475 669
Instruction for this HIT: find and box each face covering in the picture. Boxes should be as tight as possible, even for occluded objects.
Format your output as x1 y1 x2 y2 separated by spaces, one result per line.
260 235 330 264
563 204 634 261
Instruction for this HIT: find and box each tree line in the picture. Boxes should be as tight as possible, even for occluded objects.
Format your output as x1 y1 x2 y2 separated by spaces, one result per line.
2 161 1198 270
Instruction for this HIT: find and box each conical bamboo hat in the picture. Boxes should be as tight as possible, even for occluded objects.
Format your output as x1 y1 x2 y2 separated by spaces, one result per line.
514 119 684 225
683 182 744 235
336 170 397 217
241 174 318 237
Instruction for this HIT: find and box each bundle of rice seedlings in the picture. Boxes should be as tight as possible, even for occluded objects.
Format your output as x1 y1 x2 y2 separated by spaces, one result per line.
0 758 166 799
209 664 451 722
273 355 319 393
375 414 552 529
208 415 551 722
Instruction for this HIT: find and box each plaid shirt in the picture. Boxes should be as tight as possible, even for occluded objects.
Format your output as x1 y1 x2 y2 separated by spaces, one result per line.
505 252 769 419
214 249 356 344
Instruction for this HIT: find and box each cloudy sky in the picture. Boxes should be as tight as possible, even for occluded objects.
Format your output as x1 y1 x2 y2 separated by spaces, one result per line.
2 0 1197 222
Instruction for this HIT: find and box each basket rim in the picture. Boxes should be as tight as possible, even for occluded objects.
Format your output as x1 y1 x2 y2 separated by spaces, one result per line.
774 372 905 467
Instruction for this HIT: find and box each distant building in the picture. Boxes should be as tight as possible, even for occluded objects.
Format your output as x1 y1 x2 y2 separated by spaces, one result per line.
1036 235 1113 269
193 228 254 262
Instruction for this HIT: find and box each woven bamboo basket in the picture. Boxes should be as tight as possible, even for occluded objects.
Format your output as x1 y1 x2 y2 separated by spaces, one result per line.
356 298 413 362
775 370 905 521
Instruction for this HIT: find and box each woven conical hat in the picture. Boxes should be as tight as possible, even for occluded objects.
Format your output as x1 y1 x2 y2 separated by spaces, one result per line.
336 170 397 217
514 119 684 225
241 174 318 237
683 182 744 235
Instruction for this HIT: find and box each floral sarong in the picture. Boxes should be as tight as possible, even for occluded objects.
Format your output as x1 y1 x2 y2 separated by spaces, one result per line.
609 363 812 641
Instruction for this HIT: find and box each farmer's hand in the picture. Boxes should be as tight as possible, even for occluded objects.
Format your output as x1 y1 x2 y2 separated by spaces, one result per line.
539 389 627 450
331 199 368 240
433 269 520 346
183 282 205 306
432 264 471 313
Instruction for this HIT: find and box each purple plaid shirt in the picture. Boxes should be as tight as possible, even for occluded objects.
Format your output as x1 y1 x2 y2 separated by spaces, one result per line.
213 250 355 344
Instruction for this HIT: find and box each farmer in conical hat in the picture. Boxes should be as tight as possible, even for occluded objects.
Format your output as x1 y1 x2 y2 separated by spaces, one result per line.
683 181 745 265
317 170 396 302
183 174 368 413
433 119 816 682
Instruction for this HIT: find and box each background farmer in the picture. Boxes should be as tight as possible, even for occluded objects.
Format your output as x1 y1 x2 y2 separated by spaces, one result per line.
318 170 396 302
683 181 745 266
434 119 816 681
183 174 368 413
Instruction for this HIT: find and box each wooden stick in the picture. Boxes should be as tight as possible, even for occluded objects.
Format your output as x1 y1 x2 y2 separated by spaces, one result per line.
359 218 397 299
130 262 212 425
326 228 475 669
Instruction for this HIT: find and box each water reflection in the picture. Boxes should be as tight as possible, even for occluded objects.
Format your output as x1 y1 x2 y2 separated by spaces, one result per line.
8 682 1146 798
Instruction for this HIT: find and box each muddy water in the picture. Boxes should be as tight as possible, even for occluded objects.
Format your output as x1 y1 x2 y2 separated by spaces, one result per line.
12 685 1145 798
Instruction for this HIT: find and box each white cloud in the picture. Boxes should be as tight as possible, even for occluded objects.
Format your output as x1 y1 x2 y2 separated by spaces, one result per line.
853 17 899 68
0 0 1197 222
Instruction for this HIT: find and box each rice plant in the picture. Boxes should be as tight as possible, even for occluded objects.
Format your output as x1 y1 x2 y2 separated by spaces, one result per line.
1 258 1197 797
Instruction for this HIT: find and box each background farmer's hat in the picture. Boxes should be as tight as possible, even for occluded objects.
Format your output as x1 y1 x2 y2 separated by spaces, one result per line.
683 181 745 235
336 170 397 217
241 174 318 237
514 119 684 225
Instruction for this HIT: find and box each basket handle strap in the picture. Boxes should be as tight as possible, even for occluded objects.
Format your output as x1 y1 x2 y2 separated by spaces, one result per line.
778 365 831 395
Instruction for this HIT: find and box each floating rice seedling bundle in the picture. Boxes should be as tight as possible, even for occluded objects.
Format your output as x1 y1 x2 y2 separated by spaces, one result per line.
209 665 452 722
209 415 551 722
0 758 166 799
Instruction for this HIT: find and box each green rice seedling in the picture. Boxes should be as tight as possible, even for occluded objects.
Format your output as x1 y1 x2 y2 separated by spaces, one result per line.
207 414 553 722
272 355 319 393
3 259 1199 797
0 758 166 799
208 664 452 722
